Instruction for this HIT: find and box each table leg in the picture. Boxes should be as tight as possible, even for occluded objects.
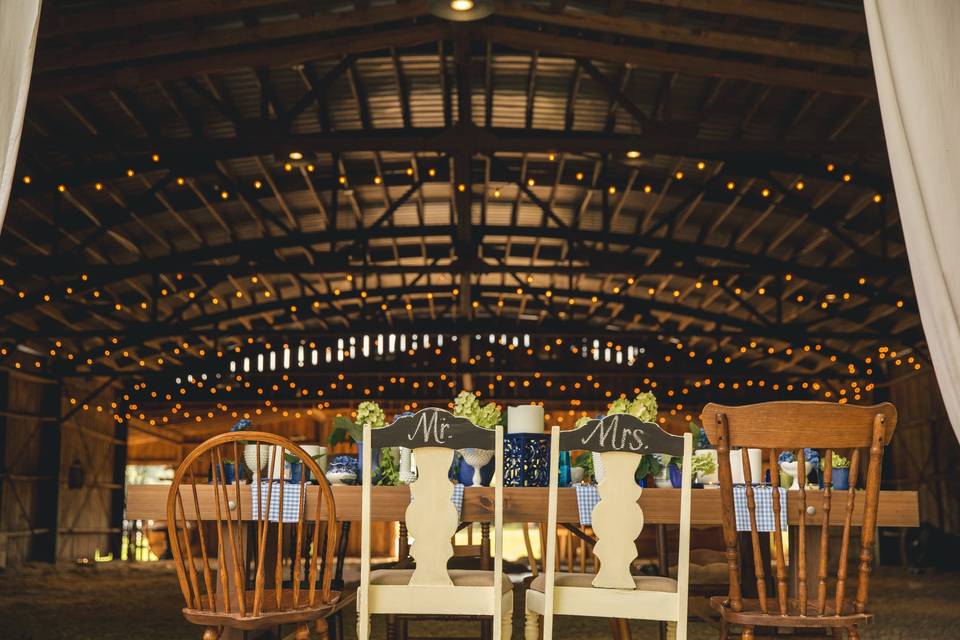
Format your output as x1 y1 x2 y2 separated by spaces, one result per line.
398 522 409 560
481 522 491 570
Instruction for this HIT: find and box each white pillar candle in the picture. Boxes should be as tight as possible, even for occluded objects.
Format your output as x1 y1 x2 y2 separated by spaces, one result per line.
507 405 544 434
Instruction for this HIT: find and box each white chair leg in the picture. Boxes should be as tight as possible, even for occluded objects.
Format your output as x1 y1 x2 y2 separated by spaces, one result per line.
357 607 371 640
502 595 514 640
524 609 539 640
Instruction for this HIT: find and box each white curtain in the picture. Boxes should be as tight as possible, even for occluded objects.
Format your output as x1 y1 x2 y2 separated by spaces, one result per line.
0 1 42 231
865 1 960 441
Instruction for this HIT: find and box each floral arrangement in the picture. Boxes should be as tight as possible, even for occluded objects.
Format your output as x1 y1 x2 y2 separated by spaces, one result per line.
690 452 717 479
230 418 252 432
452 391 501 429
328 400 386 446
356 401 387 429
574 391 658 428
636 454 663 483
829 452 851 469
376 447 401 486
778 448 820 467
572 451 594 477
609 391 658 422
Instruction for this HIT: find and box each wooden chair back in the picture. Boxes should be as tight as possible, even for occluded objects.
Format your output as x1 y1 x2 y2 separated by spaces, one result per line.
359 408 504 637
700 401 897 618
166 431 339 622
541 414 693 637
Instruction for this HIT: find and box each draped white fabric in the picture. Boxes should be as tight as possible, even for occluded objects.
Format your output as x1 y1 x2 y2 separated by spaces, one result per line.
0 1 42 231
865 0 960 441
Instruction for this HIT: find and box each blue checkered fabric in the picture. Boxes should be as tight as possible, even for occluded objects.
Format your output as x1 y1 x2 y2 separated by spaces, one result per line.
251 481 303 523
452 483 465 517
574 484 600 525
733 485 788 532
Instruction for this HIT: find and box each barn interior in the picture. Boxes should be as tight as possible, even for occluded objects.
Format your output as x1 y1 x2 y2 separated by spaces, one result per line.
1 1 958 639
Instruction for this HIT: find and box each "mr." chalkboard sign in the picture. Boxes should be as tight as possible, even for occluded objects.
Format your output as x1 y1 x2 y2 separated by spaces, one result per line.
368 407 496 450
559 413 685 456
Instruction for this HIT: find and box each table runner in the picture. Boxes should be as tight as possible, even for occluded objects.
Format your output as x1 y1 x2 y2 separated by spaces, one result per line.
251 481 467 524
573 484 787 531
251 481 303 523
574 484 600 524
732 485 788 532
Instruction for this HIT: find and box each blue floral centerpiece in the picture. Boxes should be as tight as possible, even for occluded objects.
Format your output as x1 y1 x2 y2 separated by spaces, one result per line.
778 448 820 489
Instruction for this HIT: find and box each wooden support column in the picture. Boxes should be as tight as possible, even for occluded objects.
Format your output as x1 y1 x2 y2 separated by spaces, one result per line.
110 413 129 559
31 380 62 562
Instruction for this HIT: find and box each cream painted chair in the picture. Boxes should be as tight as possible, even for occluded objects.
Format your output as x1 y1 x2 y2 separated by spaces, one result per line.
358 408 512 640
524 415 693 640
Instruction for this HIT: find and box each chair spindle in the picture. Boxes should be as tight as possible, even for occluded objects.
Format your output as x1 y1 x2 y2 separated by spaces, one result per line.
816 448 833 615
834 448 861 616
740 446 767 613
769 448 788 615
797 449 807 615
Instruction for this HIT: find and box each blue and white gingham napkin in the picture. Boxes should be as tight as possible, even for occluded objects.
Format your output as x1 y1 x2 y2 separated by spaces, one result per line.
574 484 600 525
451 483 465 517
733 485 788 532
251 480 303 523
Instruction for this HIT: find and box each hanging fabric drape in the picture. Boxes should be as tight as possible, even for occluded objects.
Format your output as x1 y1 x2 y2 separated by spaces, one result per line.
0 1 43 232
865 0 960 441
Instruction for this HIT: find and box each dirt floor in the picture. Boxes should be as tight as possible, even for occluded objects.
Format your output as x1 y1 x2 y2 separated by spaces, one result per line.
1 562 959 639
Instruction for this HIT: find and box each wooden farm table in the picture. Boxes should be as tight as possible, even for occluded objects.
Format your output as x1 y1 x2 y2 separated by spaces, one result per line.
126 485 920 527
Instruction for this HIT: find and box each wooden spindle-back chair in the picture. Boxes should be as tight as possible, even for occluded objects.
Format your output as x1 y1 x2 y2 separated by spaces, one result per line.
358 408 512 640
700 401 897 640
166 432 340 640
524 414 693 640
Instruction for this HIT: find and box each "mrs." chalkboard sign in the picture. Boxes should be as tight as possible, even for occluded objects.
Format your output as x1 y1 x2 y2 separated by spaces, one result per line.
559 413 684 456
368 407 496 450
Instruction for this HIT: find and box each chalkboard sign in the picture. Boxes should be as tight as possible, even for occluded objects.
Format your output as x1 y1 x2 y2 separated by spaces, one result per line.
558 413 684 456
368 407 496 450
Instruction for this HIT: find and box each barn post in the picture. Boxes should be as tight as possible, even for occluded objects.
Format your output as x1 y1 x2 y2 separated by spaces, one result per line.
31 378 62 562
110 402 128 560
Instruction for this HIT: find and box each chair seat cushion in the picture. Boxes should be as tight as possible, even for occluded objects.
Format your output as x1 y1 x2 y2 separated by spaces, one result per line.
529 572 677 593
370 569 513 593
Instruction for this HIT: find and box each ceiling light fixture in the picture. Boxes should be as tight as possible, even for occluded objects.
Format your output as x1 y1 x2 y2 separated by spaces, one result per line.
428 0 493 21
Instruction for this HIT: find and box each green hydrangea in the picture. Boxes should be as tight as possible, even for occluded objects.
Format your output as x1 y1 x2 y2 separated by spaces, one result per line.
356 401 386 428
607 391 658 423
452 391 501 429
574 416 591 428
